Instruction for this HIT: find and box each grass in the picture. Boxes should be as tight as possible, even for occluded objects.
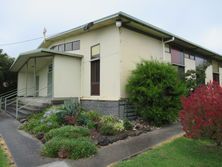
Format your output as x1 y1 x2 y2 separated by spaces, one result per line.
0 146 10 167
116 137 222 167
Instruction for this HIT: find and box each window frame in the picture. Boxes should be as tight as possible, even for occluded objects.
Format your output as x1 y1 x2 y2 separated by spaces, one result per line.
90 43 100 96
90 43 100 60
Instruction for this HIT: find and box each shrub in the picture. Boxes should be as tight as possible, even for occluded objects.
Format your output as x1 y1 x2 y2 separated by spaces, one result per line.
126 61 186 126
56 100 81 125
45 125 90 141
77 111 101 129
22 111 60 134
180 82 222 146
42 137 97 159
99 116 124 135
123 119 133 130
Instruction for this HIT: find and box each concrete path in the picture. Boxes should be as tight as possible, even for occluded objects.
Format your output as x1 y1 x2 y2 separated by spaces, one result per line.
0 112 55 167
65 123 182 167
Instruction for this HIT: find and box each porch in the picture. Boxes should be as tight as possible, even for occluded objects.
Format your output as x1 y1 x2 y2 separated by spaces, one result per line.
1 48 83 119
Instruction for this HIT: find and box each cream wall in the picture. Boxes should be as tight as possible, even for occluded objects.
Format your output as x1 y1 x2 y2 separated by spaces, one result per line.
205 65 213 83
53 55 81 98
48 25 121 100
119 28 163 98
17 62 50 97
219 68 222 86
17 71 35 96
36 65 48 96
17 71 26 96
185 58 196 72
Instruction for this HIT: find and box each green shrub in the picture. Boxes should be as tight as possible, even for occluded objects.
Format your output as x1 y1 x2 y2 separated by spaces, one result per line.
42 137 97 159
77 111 101 129
123 119 133 130
126 61 186 126
85 111 101 122
22 112 44 132
45 125 90 141
22 111 60 134
99 116 125 135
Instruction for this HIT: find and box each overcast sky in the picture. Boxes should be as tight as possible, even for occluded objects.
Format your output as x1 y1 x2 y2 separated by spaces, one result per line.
1 0 222 57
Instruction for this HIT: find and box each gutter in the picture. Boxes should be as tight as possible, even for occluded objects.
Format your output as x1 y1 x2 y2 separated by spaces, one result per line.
162 37 175 61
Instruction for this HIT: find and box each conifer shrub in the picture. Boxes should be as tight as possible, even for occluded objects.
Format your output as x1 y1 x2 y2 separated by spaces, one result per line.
126 61 186 126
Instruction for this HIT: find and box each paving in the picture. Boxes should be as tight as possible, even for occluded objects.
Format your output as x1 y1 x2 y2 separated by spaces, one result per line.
65 123 182 167
0 111 182 167
0 112 55 167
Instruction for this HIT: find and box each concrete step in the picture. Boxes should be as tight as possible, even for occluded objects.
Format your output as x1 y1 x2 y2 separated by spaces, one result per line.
5 98 52 120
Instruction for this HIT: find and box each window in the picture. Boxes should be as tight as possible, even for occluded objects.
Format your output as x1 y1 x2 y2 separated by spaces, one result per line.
91 44 100 59
91 44 100 95
171 47 185 80
73 40 80 50
213 73 219 83
65 42 73 51
195 56 207 66
51 45 58 51
58 44 65 52
50 40 80 52
171 48 184 66
173 65 185 80
91 60 100 95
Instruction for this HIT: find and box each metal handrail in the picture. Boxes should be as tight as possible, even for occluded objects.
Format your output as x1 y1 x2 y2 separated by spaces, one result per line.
0 89 17 97
15 85 52 119
1 87 29 99
1 85 49 114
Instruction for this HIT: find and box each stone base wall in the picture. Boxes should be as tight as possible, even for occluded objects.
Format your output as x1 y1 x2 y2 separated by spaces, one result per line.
80 99 125 118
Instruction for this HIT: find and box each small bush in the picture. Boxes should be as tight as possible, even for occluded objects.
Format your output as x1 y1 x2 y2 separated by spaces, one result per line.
123 119 133 130
99 116 124 135
42 137 97 159
180 82 222 146
126 61 186 126
77 111 101 129
45 125 90 141
22 111 60 134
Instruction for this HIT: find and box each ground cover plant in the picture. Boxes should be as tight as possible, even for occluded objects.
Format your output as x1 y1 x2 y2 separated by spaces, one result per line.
116 137 222 167
126 61 186 126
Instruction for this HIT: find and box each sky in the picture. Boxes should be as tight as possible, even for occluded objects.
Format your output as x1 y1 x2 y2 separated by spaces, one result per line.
1 0 222 57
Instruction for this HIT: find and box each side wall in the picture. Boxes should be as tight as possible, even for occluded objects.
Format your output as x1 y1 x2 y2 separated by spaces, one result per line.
48 25 121 100
119 28 163 98
53 55 81 98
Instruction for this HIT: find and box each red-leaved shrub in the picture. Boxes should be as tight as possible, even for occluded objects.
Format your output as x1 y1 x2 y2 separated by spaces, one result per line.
180 82 222 146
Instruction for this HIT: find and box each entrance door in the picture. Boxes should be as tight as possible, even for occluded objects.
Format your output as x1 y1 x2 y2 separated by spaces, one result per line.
36 76 39 96
47 64 53 97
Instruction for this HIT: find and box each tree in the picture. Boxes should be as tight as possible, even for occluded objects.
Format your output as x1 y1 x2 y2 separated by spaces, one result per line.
185 62 209 94
0 49 17 94
126 61 186 126
180 82 222 146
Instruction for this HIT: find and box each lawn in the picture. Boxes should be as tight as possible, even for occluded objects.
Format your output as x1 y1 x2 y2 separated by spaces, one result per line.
116 137 222 167
0 146 10 167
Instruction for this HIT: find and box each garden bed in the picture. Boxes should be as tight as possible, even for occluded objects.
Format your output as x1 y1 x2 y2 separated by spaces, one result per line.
20 100 156 160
